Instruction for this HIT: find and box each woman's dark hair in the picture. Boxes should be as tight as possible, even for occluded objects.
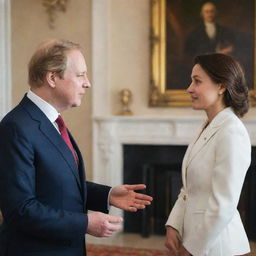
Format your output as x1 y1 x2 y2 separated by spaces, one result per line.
194 53 249 117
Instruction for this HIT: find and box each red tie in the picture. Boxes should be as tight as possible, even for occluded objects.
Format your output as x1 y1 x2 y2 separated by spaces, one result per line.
56 115 78 166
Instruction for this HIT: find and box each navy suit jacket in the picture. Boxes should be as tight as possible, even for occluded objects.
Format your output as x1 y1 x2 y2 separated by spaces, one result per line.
0 96 111 256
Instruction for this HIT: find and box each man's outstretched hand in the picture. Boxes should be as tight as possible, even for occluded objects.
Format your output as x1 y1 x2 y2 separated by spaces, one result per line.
109 184 153 212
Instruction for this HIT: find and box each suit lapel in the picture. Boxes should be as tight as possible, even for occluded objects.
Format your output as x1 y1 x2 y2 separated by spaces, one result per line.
39 122 82 189
20 96 82 190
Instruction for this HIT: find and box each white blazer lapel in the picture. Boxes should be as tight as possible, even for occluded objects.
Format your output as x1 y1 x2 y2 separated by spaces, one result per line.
185 107 233 170
182 122 207 188
186 125 219 168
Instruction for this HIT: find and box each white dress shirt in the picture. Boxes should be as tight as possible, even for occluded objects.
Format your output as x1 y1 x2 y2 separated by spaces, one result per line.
27 90 60 132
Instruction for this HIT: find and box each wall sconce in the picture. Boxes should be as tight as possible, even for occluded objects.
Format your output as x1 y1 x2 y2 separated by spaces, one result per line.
42 0 68 29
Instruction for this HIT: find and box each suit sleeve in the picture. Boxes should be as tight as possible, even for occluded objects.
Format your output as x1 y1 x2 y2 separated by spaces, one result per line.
86 181 111 213
183 124 251 255
0 122 87 242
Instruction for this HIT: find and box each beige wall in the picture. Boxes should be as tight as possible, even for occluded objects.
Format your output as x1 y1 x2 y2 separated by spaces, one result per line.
109 0 151 115
11 0 93 179
108 0 201 117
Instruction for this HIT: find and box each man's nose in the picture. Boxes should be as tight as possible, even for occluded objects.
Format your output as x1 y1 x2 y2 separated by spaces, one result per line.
83 77 91 88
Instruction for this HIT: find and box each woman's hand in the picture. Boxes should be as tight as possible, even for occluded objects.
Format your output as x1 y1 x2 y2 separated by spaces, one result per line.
165 226 182 256
179 245 192 256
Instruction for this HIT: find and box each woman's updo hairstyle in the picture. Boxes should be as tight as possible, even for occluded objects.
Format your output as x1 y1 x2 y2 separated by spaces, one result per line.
194 53 249 117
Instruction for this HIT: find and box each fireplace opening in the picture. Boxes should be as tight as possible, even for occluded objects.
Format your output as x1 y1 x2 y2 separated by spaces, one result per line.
123 144 256 240
123 145 186 236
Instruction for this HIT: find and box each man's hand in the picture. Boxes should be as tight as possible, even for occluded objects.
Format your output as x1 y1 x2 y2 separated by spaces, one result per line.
165 226 182 256
109 184 153 212
87 212 123 237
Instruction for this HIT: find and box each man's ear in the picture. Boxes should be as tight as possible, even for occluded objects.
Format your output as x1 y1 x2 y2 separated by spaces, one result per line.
46 71 56 88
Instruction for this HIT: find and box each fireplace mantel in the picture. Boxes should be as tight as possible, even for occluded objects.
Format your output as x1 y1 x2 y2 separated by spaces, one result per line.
93 115 256 186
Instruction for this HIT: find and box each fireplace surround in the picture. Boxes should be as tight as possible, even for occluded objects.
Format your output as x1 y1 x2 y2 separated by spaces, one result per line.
93 115 256 239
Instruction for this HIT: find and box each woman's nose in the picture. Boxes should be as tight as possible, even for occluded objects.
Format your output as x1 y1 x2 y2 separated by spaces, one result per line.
187 82 193 93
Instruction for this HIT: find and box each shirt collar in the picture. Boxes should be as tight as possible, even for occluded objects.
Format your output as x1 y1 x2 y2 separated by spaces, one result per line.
27 89 59 123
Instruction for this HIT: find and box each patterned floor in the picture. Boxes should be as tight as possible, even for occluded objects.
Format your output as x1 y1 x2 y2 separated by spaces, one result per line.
86 241 256 256
250 242 256 255
87 244 169 256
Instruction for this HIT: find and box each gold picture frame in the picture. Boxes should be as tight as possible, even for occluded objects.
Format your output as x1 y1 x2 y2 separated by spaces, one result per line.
149 0 256 107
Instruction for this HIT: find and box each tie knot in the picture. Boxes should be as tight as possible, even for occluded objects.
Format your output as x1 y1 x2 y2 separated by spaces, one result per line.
56 115 65 130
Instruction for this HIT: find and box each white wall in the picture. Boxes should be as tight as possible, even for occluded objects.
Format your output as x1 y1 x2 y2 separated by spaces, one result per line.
0 0 11 118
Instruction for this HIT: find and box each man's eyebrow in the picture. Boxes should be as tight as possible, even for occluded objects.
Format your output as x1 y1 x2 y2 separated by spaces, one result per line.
77 71 86 75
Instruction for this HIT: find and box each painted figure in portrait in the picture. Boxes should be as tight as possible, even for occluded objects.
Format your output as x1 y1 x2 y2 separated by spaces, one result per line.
165 0 254 91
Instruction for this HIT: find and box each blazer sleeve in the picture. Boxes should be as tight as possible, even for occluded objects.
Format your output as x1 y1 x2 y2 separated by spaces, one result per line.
165 187 186 236
183 124 251 256
0 122 87 242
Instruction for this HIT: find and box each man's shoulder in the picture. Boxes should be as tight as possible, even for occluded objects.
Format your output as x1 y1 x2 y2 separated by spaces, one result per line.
0 100 35 130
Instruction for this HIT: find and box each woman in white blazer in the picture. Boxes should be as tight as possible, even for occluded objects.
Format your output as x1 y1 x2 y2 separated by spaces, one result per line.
165 53 251 256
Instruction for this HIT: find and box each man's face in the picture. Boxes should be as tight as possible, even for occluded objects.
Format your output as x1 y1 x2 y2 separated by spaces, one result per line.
201 3 217 23
54 49 91 112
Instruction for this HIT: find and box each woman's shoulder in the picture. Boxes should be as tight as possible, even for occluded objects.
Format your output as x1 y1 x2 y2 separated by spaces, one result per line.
223 111 247 130
218 113 250 146
213 107 246 130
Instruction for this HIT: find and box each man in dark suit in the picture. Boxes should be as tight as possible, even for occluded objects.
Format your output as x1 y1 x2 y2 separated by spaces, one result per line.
0 39 153 256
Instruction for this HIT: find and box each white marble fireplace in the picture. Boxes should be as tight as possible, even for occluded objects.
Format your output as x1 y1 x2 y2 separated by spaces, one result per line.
92 113 256 235
92 114 256 187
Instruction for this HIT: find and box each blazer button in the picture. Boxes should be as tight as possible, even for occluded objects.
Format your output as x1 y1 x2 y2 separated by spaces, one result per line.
183 195 187 201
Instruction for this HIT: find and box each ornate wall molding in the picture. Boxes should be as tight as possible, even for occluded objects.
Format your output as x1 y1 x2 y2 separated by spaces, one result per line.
42 0 68 29
0 0 11 119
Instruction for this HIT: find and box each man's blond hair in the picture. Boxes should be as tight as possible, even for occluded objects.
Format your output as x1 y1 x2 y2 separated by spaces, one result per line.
28 39 81 88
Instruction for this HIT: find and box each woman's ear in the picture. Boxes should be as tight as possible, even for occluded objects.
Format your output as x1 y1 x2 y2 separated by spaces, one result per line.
46 71 56 88
218 84 226 95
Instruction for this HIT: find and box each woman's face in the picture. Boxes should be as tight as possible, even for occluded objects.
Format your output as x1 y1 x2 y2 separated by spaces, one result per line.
187 64 225 113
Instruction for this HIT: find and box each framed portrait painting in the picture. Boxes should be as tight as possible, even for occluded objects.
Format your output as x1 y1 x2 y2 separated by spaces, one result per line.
150 0 256 107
